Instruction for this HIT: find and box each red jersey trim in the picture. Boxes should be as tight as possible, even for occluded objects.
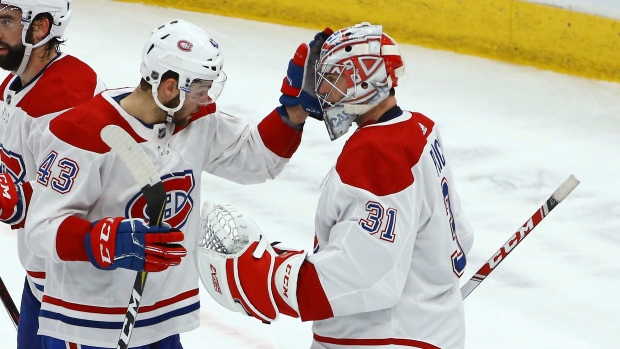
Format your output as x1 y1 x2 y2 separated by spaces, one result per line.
17 55 98 118
172 103 217 135
257 109 302 159
298 261 333 321
49 94 144 154
55 215 93 261
42 288 199 315
313 334 441 349
26 271 46 279
336 112 434 196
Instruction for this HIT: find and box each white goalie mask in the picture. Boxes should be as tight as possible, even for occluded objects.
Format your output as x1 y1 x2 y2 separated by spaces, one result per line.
140 19 226 119
1 0 72 76
315 22 405 140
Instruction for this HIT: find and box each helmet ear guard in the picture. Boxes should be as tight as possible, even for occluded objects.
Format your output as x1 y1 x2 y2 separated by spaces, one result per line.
315 23 405 140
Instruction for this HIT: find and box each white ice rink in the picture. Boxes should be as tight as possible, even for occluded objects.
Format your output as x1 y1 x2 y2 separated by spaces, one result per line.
0 0 619 347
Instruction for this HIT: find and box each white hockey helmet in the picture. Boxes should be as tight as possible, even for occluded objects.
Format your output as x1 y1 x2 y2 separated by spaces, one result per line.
315 22 405 140
140 19 226 118
1 0 72 75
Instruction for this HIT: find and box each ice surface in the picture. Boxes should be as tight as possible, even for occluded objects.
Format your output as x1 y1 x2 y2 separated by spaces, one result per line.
0 0 618 347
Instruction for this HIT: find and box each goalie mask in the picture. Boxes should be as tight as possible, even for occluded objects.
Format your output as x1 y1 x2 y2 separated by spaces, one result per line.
0 0 72 76
315 22 405 140
141 19 226 120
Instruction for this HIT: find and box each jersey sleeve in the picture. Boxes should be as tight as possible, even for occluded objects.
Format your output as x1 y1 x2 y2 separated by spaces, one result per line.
304 170 421 318
24 129 104 263
201 108 302 184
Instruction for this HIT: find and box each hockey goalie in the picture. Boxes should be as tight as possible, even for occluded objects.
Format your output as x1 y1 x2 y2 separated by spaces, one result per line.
196 22 475 349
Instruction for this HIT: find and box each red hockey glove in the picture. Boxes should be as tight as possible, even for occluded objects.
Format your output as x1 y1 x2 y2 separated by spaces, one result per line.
0 173 29 228
85 217 187 272
279 28 333 120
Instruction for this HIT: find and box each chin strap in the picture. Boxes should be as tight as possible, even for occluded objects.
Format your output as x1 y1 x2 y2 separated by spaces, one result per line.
14 21 58 77
13 44 32 77
151 84 185 123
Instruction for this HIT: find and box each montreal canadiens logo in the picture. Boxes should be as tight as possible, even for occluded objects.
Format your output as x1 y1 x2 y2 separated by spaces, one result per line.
177 40 193 52
126 170 195 229
0 145 26 184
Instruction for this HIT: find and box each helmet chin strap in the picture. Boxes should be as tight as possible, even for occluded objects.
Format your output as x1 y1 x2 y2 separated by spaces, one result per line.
13 44 32 77
14 25 56 77
151 85 186 123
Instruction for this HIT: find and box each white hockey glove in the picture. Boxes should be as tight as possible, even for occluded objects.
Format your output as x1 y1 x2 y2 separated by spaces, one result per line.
195 202 307 323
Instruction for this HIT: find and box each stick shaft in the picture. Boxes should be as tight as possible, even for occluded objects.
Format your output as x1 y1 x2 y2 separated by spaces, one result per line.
0 276 19 330
461 175 580 299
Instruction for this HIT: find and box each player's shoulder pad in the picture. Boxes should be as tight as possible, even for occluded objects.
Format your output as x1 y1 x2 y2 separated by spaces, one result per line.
336 112 435 196
17 55 98 118
49 94 143 154
172 103 217 135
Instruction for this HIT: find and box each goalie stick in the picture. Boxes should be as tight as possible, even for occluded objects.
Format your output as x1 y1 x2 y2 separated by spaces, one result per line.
0 275 18 330
100 125 167 349
460 174 580 299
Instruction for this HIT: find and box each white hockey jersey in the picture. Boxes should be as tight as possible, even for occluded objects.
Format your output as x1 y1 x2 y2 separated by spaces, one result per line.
0 53 104 301
24 88 303 347
295 109 474 349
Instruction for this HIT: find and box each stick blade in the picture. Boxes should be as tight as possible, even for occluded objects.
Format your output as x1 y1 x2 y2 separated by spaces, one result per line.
100 124 166 225
100 125 160 189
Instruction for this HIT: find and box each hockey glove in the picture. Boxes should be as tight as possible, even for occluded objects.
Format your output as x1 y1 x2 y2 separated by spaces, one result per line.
196 202 306 322
279 28 334 120
85 217 187 272
0 173 29 228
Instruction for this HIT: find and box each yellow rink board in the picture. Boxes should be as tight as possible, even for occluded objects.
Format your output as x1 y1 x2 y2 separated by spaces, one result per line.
120 0 620 83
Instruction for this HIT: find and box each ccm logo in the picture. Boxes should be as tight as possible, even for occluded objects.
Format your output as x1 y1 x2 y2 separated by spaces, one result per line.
177 40 193 52
210 264 222 294
99 218 114 266
0 174 12 200
282 264 292 298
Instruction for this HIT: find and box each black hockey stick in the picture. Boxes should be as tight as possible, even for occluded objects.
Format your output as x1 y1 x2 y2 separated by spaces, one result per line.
100 125 167 349
461 174 580 299
0 275 18 330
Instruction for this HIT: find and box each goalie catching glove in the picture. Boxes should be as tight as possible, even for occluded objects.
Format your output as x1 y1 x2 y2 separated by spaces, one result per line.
195 202 307 322
279 28 333 120
85 217 187 272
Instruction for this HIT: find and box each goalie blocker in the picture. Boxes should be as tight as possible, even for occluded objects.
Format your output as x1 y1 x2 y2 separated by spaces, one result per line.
195 202 309 322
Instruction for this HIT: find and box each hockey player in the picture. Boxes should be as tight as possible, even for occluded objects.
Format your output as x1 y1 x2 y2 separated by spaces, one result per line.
197 23 475 349
23 19 325 348
0 1 104 348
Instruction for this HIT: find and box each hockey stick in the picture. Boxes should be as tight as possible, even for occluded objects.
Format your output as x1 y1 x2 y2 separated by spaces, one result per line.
100 125 167 349
0 275 18 330
460 174 580 299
